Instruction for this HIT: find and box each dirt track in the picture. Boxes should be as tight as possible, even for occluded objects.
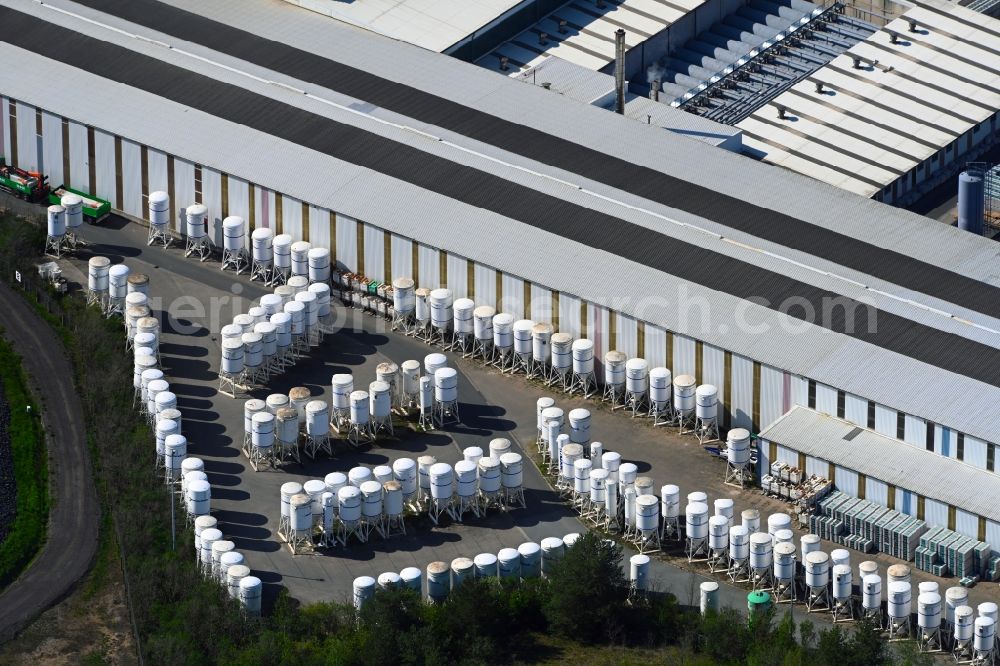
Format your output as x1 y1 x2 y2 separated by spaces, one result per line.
0 279 99 643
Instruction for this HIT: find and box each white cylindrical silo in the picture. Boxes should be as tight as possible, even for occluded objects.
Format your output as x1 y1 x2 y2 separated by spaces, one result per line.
742 508 761 534
307 247 330 283
338 486 362 523
148 191 169 229
353 576 376 610
571 339 594 375
918 592 942 630
767 513 792 537
451 557 474 588
749 532 773 571
392 277 415 316
629 554 650 591
625 358 648 396
453 299 475 336
518 542 541 579
512 319 534 362
946 587 968 625
700 581 720 615
540 537 564 577
695 384 718 423
429 288 454 332
500 452 523 490
348 466 372 489
672 375 696 416
426 561 450 602
954 606 975 643
349 390 370 427
239 576 263 615
400 566 422 593
568 408 591 445
729 525 750 561
604 351 626 388
727 428 752 467
832 564 852 602
472 305 494 345
774 542 797 584
291 241 312 276
47 204 66 239
708 515 729 551
887 564 911 586
805 551 830 588
685 502 709 541
649 367 671 408
976 617 996 653
378 571 402 590
886 581 911 622
429 463 454 502
273 234 292 272
222 216 245 252
830 548 850 568
498 548 520 579
185 204 207 240
862 574 882 611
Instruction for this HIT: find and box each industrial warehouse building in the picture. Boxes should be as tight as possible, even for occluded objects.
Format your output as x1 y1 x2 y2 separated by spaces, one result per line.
3 0 1000 545
759 407 1000 547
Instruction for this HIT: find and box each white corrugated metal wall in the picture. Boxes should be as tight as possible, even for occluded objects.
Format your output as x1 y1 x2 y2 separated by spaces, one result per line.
174 158 196 233
966 436 988 469
309 206 331 250
202 168 222 245
448 254 468 299
281 195 303 242
227 175 250 248
805 454 827 477
93 129 116 205
417 243 439 288
673 334 696 376
0 97 10 159
988 521 1000 548
390 234 411 283
776 445 797 466
903 414 926 448
589 303 608 380
41 111 63 187
146 149 168 212
336 214 359 272
899 490 916 516
702 344 726 407
815 383 837 416
558 293 581 338
363 224 384 282
866 478 888 505
956 509 979 539
730 355 753 429
254 185 275 232
835 466 858 495
530 284 551 323
758 365 784 430
15 101 37 173
616 313 637 359
120 139 142 218
67 120 88 192
844 393 867 428
474 263 496 307
647 324 668 369
790 376 808 407
501 274 523 317
874 404 896 437
924 499 948 527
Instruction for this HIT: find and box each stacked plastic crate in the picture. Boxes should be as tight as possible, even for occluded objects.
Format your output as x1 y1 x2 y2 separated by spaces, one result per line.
915 527 993 579
810 491 928 561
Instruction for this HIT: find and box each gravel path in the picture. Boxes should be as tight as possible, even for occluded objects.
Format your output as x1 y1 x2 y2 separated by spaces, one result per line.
0 280 99 644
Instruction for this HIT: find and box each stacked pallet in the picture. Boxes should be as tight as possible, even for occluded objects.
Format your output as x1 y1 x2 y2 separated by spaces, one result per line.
810 491 928 560
915 527 994 580
762 463 832 508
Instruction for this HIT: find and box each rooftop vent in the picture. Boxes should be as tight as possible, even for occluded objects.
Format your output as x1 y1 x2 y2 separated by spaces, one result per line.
558 19 568 34
815 81 824 93
499 55 509 72
776 104 787 120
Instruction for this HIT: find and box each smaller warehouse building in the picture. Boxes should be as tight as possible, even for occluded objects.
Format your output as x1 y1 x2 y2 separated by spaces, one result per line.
758 406 1000 550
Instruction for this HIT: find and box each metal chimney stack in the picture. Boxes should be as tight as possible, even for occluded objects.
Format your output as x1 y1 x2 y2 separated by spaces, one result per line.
614 29 626 114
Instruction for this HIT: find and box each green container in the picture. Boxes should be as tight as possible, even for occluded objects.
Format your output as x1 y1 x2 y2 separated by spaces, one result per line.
747 590 772 618
47 184 111 222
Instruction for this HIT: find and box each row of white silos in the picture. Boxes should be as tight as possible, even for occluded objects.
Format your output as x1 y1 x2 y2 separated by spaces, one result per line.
353 531 585 610
143 194 333 287
218 277 333 398
387 277 725 444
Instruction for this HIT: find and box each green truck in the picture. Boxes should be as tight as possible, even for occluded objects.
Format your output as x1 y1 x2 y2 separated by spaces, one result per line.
48 184 111 224
0 156 49 202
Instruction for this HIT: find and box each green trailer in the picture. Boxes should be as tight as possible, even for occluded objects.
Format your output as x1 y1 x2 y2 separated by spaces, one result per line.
0 156 49 202
48 185 111 223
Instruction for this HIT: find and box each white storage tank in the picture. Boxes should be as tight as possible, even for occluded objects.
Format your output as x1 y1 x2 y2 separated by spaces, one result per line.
672 375 696 416
353 576 376 610
429 288 454 332
400 566 422 593
832 564 852 601
741 508 761 534
451 557 474 587
685 502 709 540
695 384 718 422
954 605 974 643
497 548 520 579
426 561 450 602
518 542 542 579
862 574 882 611
917 592 942 630
700 581 720 615
629 554 650 591
239 576 263 616
886 580 912 621
540 536 564 577
774 542 797 583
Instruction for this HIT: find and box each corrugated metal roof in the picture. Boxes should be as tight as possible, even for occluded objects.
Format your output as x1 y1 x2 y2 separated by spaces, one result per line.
759 406 1000 521
738 2 1000 198
5 0 1000 445
56 0 1000 301
281 0 527 53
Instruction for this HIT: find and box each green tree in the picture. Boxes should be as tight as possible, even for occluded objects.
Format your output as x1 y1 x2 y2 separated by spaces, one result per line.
543 532 628 643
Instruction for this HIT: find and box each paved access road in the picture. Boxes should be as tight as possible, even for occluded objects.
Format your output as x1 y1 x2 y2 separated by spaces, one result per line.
0 279 99 643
